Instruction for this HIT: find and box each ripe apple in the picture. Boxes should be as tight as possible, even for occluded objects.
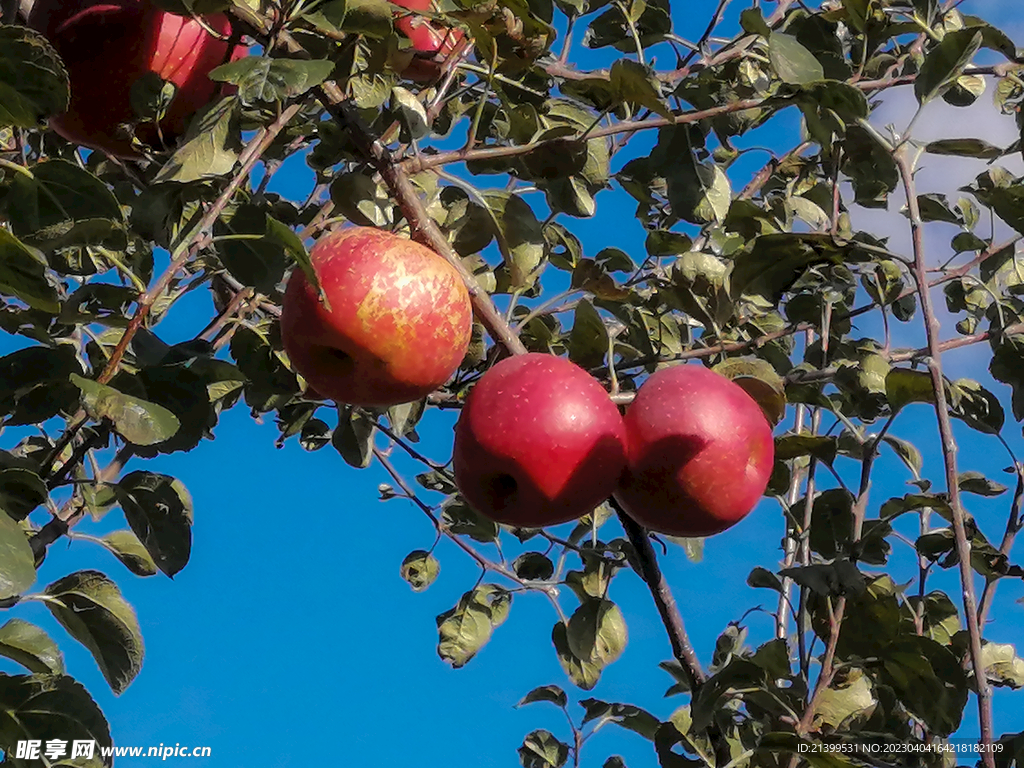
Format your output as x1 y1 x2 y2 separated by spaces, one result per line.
453 354 627 528
615 364 774 537
392 0 465 82
280 227 472 408
28 0 247 158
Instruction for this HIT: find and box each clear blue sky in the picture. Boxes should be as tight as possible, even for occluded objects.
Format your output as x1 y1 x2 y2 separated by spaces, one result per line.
4 2 1024 766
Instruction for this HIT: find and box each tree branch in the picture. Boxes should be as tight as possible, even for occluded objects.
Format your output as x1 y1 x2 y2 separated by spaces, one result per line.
896 146 995 765
229 4 527 358
610 497 705 690
98 100 306 385
976 447 1024 628
42 102 304 480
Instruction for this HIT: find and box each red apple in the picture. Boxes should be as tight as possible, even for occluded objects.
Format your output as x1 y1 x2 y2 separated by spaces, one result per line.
615 364 774 537
453 354 627 528
392 0 465 82
280 227 472 407
28 0 247 158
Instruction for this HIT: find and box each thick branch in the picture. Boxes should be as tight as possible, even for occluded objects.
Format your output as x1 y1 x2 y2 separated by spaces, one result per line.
897 147 995 765
610 497 705 690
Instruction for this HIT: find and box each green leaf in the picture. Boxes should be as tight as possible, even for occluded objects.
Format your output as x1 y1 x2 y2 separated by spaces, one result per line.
415 469 458 495
513 552 555 581
0 620 64 675
712 357 786 425
331 407 376 469
747 566 783 592
517 685 567 709
0 674 111 762
267 216 317 295
882 635 967 735
387 399 425 439
338 0 394 37
567 299 609 369
441 496 498 543
925 138 1003 160
780 560 865 597
42 571 144 695
663 536 703 563
329 172 393 227
391 86 429 142
916 192 962 224
436 585 510 668
114 471 193 578
0 26 69 128
645 230 692 257
154 97 238 183
129 71 176 123
609 59 672 120
812 667 875 729
886 367 939 411
567 599 627 666
518 729 569 768
775 435 837 464
0 345 82 425
750 638 791 678
809 488 855 560
552 621 602 690
70 374 181 447
915 30 983 104
690 658 766 731
0 468 48 521
979 641 1024 688
400 550 439 592
951 378 1005 434
209 56 336 103
882 435 923 477
739 7 771 36
99 530 159 578
527 132 590 182
0 230 60 314
958 470 1008 497
0 511 35 601
731 233 852 304
768 32 824 85
905 591 960 645
584 0 671 52
486 193 546 290
579 699 660 739
132 364 215 456
213 204 288 294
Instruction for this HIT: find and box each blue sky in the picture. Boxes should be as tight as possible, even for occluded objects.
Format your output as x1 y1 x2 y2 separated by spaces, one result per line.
5 1 1024 766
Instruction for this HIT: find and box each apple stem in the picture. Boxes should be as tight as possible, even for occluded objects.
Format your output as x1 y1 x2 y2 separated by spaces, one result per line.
610 497 706 690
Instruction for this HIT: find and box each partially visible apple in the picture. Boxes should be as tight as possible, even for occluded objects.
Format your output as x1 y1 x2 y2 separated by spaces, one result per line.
28 0 247 158
280 227 472 408
615 364 774 537
453 354 627 528
392 0 465 82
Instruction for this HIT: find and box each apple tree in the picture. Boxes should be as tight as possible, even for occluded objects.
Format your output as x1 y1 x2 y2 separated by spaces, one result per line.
1 0 1024 765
